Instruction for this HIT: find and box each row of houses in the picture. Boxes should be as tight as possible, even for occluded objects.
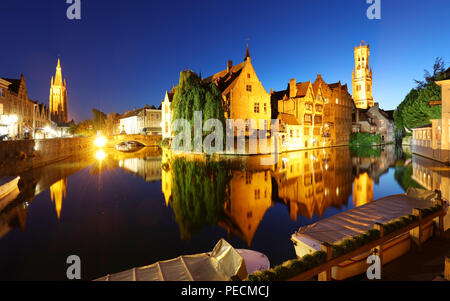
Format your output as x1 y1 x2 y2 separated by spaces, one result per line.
0 75 52 139
160 44 395 151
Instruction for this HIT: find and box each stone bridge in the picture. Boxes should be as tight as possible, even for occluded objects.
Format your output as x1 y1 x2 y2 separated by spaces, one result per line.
106 134 162 148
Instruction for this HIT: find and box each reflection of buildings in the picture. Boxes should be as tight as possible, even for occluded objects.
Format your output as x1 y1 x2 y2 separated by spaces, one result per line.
119 158 161 182
0 154 94 239
50 178 67 219
352 145 397 182
160 146 404 245
353 172 373 207
274 148 353 220
223 170 273 245
412 155 450 230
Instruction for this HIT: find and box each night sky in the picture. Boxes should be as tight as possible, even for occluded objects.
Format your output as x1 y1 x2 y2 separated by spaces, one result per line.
1 0 449 122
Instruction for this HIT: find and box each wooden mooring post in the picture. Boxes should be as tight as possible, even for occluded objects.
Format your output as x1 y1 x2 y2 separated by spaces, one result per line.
435 190 445 238
445 257 450 281
318 243 332 281
411 208 423 251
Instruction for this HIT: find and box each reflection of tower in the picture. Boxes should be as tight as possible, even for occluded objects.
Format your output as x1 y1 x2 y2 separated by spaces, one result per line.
352 172 373 207
50 178 67 219
161 149 173 206
352 41 374 109
49 58 69 124
224 170 272 245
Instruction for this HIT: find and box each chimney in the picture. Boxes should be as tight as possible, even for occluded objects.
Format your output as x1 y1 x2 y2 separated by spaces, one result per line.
289 79 297 98
227 60 233 72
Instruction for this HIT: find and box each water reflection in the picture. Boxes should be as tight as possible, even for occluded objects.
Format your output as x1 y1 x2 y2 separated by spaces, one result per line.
50 178 67 219
160 145 400 245
411 155 450 230
2 143 444 279
3 143 448 280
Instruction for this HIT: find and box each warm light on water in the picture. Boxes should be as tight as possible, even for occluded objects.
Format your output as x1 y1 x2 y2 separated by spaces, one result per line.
1 145 446 280
95 149 107 161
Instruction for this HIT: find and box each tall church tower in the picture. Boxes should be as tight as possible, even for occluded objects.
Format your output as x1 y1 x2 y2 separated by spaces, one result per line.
352 41 374 109
49 58 68 124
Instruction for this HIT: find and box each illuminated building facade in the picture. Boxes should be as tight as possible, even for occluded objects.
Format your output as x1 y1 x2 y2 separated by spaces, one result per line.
49 59 69 125
352 41 374 109
0 75 49 139
273 75 353 149
161 45 271 138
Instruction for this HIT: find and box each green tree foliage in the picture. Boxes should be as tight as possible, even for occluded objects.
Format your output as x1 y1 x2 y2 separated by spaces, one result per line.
169 158 232 240
395 58 446 136
74 119 94 136
349 133 381 147
171 70 225 137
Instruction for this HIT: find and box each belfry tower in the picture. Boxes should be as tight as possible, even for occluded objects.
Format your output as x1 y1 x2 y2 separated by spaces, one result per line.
49 58 69 124
352 41 374 109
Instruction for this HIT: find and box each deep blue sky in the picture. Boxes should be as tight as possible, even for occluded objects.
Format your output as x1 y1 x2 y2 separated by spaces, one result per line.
1 0 449 122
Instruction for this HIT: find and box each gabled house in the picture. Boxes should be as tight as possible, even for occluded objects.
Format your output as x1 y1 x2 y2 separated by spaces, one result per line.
162 45 271 138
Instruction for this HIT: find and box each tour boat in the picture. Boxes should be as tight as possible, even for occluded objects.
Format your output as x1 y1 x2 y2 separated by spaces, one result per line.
0 176 20 212
94 239 270 281
114 141 144 152
291 189 439 280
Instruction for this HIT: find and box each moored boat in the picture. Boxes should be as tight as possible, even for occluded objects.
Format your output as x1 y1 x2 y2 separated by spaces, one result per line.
0 176 20 213
115 141 144 152
94 239 270 281
291 188 443 280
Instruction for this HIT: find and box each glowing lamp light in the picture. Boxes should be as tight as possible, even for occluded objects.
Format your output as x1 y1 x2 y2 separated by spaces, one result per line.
95 149 107 161
94 136 107 148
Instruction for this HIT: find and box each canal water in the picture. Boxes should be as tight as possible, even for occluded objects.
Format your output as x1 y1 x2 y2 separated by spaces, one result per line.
0 145 433 280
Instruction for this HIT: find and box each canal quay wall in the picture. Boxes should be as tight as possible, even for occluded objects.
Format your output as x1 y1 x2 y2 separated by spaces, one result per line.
412 144 450 165
0 137 95 176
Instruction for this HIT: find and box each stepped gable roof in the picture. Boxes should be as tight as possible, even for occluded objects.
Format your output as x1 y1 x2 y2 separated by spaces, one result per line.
278 113 300 126
202 61 246 94
2 78 21 94
295 81 311 97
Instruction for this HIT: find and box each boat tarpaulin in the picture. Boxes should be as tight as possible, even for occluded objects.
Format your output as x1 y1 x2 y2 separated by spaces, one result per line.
293 191 438 245
94 239 247 281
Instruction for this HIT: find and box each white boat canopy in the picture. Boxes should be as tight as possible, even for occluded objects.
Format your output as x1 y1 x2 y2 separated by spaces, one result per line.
94 239 248 281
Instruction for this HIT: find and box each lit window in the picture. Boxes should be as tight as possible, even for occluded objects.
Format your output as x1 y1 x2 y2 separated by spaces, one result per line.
335 98 339 104
254 103 260 113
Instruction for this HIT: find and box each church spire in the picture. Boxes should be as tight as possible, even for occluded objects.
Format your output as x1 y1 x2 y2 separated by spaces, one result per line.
54 58 63 86
244 41 250 61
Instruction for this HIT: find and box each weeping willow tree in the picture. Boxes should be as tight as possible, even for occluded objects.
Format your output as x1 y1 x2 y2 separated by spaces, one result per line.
171 70 225 140
169 159 232 240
